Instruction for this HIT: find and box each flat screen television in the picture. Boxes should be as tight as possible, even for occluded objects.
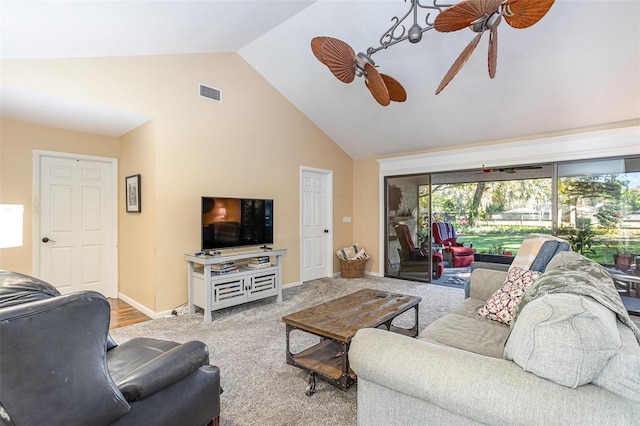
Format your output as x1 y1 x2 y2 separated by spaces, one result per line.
201 197 273 250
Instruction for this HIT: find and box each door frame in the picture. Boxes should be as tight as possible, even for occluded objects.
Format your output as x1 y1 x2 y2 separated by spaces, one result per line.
299 166 334 282
32 149 118 296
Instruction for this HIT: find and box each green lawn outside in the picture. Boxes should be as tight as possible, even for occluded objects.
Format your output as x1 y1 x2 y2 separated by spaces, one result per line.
458 226 640 265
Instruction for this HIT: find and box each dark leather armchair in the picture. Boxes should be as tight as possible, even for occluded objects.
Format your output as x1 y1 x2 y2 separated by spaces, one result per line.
0 271 221 425
395 224 443 279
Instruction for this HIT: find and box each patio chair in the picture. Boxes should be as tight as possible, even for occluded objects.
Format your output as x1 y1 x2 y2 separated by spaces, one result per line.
395 224 443 279
432 222 475 268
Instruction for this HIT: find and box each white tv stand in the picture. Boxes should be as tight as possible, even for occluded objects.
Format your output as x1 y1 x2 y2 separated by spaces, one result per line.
184 247 287 323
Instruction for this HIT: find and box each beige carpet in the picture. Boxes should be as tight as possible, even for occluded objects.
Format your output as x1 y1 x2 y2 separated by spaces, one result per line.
110 276 464 426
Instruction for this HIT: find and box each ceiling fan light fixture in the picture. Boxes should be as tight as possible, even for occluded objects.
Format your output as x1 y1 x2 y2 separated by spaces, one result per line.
469 17 486 33
408 24 422 43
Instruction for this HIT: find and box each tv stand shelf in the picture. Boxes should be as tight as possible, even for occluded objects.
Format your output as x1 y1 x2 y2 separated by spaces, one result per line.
184 248 287 323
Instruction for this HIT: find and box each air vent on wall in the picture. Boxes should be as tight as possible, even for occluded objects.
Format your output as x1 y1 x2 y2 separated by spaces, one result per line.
199 83 222 103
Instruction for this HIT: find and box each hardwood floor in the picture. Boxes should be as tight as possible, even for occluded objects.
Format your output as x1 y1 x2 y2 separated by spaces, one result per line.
108 298 152 330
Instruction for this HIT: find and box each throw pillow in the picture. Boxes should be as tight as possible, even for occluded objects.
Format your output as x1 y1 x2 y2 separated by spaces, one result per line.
336 244 362 261
593 321 640 401
478 267 541 325
352 248 370 260
504 293 621 388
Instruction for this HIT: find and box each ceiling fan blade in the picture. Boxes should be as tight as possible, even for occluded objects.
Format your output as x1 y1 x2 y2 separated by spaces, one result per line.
436 32 483 95
364 63 390 106
311 37 329 63
435 0 504 32
320 37 356 83
504 0 555 29
380 74 407 103
513 165 543 170
488 26 498 78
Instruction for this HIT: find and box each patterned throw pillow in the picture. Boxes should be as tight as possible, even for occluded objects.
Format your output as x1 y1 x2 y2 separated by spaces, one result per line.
478 267 542 325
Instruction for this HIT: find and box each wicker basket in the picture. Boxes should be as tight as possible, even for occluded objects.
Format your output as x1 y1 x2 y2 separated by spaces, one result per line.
339 258 367 278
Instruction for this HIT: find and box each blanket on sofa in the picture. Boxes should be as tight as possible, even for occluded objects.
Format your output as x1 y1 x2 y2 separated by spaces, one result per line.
514 254 640 344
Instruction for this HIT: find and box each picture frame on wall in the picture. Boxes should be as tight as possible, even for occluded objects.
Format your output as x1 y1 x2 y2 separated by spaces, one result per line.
126 174 141 213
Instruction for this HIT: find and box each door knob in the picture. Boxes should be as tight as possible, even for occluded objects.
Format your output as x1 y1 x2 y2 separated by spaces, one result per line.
324 229 329 233
42 237 56 243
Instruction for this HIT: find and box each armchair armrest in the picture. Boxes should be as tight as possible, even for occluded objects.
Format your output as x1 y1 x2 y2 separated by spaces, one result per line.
111 340 210 402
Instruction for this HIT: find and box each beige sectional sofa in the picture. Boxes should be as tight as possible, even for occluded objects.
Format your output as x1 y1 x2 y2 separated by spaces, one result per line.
349 250 640 425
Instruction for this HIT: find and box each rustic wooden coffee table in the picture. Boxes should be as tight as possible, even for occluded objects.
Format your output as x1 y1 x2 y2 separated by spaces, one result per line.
282 288 421 396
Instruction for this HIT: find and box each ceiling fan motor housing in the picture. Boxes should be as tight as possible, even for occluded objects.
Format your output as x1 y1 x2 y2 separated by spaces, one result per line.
355 52 375 76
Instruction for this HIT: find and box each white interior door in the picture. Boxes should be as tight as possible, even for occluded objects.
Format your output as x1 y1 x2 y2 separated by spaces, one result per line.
301 168 332 282
38 153 116 296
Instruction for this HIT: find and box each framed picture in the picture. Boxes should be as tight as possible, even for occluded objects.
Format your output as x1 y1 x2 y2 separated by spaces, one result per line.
125 174 141 213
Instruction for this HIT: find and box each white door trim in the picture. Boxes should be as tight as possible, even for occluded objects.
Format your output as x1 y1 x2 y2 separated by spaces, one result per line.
33 149 118 296
300 166 334 281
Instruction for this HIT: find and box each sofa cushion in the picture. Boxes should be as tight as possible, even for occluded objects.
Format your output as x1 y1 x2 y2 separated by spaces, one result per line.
504 293 621 388
478 267 541 325
420 311 510 359
515 251 640 342
592 321 640 402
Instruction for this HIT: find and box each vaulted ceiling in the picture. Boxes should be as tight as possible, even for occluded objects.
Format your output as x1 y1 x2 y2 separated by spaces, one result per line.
1 1 639 159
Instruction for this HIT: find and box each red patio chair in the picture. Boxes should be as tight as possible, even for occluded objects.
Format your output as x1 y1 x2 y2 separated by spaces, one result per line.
432 222 475 268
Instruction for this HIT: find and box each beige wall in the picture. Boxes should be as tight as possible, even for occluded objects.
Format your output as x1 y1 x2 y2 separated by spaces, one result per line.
352 158 381 273
119 120 156 309
0 119 119 274
1 53 353 313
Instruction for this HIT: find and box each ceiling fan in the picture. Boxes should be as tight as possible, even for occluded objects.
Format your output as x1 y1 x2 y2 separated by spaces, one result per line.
311 36 407 106
480 165 543 174
434 0 555 94
311 0 555 104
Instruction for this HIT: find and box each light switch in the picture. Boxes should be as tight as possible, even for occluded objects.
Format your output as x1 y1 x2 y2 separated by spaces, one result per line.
343 217 351 223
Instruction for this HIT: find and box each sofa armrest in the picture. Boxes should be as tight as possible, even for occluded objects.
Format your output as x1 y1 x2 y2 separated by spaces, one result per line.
468 268 507 300
349 328 638 425
115 341 210 402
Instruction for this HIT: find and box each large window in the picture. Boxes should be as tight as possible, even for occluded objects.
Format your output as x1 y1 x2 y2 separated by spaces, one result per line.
557 158 640 267
384 156 640 282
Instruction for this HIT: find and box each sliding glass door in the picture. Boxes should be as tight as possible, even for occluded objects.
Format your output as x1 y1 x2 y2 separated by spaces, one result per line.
383 155 640 283
557 158 640 267
385 175 432 282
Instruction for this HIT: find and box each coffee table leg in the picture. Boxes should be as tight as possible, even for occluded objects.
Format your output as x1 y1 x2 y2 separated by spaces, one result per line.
386 304 420 337
410 304 419 337
306 372 316 397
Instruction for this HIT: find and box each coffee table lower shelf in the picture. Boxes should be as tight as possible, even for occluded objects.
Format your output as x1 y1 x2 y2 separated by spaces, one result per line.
286 336 356 396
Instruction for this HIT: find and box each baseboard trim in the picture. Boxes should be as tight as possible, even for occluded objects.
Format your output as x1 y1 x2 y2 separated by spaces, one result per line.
117 292 159 319
332 271 381 278
283 281 303 289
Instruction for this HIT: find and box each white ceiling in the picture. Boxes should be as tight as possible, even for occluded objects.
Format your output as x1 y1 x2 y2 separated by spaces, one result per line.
1 0 639 159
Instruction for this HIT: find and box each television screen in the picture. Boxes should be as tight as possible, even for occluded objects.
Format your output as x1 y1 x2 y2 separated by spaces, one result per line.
201 197 273 250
